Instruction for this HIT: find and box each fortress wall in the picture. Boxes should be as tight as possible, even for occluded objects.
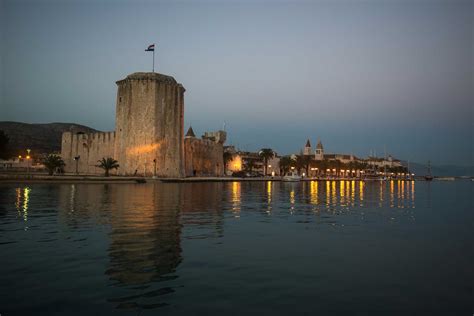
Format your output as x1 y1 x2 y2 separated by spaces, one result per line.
61 131 116 175
114 75 185 177
184 138 224 177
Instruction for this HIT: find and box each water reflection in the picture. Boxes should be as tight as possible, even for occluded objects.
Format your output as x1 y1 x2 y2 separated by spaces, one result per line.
14 187 30 225
4 180 417 312
266 181 272 213
231 181 241 215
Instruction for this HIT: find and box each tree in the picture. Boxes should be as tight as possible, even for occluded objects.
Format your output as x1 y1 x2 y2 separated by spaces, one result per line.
301 155 312 176
243 158 257 173
279 156 293 175
96 157 119 177
259 148 274 176
42 154 65 175
0 130 10 159
295 155 307 175
223 151 233 174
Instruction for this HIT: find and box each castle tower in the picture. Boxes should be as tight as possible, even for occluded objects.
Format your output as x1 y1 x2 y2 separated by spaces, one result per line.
315 139 324 160
114 72 185 177
303 139 312 156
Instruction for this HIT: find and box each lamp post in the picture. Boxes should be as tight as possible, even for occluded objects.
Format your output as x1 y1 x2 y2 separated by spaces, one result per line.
153 159 157 178
74 156 80 175
25 149 31 176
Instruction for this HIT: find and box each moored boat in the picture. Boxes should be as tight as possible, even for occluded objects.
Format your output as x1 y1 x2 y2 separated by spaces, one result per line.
425 161 433 181
282 171 301 182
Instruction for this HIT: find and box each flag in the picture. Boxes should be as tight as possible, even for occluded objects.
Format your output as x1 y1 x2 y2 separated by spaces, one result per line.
145 44 155 52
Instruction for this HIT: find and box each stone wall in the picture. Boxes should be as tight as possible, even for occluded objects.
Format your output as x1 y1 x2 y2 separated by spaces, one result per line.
60 71 226 178
61 131 116 175
184 138 224 177
114 72 185 177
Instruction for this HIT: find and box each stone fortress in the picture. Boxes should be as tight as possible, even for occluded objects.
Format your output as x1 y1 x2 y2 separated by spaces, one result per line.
61 72 226 177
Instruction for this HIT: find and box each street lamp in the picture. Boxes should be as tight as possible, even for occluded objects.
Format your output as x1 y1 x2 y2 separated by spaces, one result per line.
26 154 31 175
74 156 80 175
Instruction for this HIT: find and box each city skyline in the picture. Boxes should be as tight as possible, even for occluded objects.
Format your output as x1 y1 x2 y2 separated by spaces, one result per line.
1 0 472 165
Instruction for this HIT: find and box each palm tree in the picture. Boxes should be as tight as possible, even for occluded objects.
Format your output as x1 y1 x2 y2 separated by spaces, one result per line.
295 155 307 175
223 151 233 175
243 159 257 173
301 155 312 176
96 157 119 177
279 156 293 175
42 154 65 175
259 148 274 176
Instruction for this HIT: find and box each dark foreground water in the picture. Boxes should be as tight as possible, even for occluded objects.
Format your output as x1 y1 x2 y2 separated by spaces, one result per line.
0 180 472 315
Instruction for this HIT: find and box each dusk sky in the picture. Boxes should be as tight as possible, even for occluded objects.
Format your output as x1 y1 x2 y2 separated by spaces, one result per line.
1 0 472 165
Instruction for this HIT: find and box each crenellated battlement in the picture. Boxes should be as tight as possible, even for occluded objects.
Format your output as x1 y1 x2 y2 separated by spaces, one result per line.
60 71 224 177
61 131 116 175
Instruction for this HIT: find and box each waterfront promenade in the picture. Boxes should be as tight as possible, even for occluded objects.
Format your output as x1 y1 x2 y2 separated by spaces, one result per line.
0 173 433 183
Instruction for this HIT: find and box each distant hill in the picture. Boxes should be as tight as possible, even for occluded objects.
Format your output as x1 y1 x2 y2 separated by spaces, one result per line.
404 161 474 177
0 121 99 157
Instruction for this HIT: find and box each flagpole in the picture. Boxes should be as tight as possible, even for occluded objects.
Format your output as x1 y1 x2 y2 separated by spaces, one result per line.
153 49 155 72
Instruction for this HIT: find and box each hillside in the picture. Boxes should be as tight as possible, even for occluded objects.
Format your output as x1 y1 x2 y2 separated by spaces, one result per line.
407 162 474 177
0 121 99 157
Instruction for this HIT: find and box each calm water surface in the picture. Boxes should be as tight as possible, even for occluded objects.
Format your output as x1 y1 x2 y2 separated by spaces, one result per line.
0 181 472 315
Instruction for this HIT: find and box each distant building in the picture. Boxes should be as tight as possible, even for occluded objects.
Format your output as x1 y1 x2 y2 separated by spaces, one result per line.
0 157 44 171
315 139 324 160
303 139 312 156
224 146 280 176
295 138 404 177
366 155 402 169
184 127 226 177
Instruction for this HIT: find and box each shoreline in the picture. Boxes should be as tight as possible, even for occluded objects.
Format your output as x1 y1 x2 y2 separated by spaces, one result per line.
0 173 457 183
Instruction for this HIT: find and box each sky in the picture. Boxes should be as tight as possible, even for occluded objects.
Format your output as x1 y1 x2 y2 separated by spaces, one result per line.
0 0 472 165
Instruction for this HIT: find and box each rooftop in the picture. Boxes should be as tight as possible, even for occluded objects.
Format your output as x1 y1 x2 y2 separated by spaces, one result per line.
116 72 178 85
185 126 196 138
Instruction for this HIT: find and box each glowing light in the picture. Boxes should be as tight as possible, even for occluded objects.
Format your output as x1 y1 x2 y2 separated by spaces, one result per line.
229 156 243 171
23 187 30 222
331 181 337 206
350 180 355 206
127 142 162 156
310 181 318 205
340 181 345 204
290 189 295 211
326 181 330 208
266 181 272 212
231 182 241 213
390 180 395 208
15 188 21 214
359 181 364 204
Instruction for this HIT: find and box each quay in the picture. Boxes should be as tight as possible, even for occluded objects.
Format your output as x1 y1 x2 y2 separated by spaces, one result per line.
0 173 428 183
